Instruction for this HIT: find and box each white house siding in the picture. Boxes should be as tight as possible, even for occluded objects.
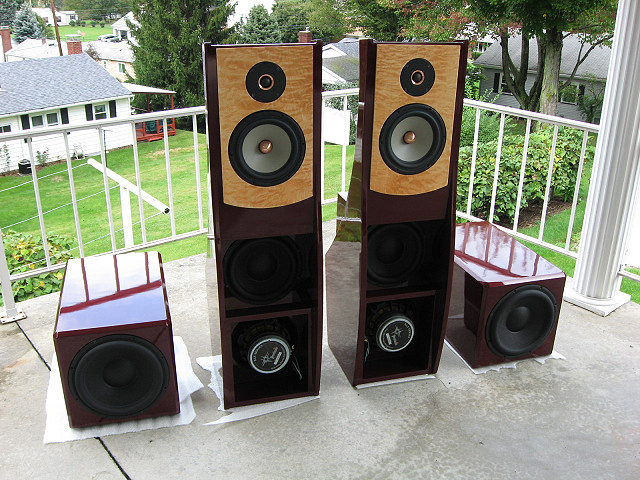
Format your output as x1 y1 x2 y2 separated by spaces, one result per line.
0 98 133 173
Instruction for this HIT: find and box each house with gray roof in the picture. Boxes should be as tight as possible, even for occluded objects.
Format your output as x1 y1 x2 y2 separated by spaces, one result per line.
322 38 360 85
0 53 133 172
475 34 611 122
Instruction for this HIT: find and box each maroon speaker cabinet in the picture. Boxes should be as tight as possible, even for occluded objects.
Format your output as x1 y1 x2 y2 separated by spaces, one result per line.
53 252 180 428
204 42 323 407
327 39 468 386
446 221 566 368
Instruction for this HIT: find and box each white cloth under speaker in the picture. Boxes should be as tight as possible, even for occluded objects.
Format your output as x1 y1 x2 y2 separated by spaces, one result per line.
196 355 318 424
445 339 565 375
43 336 203 444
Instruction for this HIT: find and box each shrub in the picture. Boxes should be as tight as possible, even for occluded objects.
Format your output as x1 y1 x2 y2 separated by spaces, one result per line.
0 230 74 306
457 126 595 223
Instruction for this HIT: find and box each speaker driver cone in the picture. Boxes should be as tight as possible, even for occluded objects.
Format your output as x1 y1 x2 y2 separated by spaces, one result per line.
485 285 558 358
367 223 424 286
68 335 169 418
224 237 301 304
229 111 305 187
379 104 446 175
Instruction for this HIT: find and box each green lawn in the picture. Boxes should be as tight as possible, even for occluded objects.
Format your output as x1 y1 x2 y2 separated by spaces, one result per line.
55 25 113 42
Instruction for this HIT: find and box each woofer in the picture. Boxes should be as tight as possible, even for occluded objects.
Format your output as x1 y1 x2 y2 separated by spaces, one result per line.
367 303 415 353
485 285 558 358
379 104 446 175
367 223 424 286
68 334 169 418
229 111 306 187
224 237 301 304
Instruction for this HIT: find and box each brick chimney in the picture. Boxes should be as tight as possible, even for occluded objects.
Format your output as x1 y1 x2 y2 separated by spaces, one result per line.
298 28 312 43
1 26 12 60
66 34 82 55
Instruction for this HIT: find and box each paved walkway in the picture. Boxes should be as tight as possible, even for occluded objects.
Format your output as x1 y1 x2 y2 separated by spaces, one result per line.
1 222 638 479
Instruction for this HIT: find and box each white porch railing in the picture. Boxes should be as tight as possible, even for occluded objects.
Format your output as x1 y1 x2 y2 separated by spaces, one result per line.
1 91 638 322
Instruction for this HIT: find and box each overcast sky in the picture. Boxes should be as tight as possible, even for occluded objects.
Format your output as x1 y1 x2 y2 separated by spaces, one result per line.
228 0 277 26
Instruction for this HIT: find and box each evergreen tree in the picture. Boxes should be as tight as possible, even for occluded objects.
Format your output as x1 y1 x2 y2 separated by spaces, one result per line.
0 0 19 27
12 4 44 43
237 4 282 44
130 0 235 109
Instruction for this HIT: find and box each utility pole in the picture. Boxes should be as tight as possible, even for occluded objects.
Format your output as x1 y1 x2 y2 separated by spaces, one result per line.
49 0 63 56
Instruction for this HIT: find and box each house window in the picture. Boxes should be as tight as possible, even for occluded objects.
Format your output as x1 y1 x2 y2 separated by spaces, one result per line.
94 104 108 120
118 62 126 74
0 125 10 133
31 115 45 128
494 73 512 95
46 112 59 126
560 83 584 105
474 42 490 53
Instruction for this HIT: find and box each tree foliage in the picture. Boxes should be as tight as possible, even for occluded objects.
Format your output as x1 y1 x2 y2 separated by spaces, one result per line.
271 0 348 43
347 0 408 41
12 4 44 43
130 0 235 109
469 0 617 115
237 4 282 44
0 0 19 27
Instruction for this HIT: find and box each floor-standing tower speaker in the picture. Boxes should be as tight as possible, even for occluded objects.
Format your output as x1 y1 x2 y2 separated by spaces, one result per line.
446 221 566 368
327 39 468 386
53 252 180 428
204 42 323 407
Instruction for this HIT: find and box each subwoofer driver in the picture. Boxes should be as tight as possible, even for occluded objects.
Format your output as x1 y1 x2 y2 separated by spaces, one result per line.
229 110 306 187
223 236 301 305
68 334 170 419
485 285 558 358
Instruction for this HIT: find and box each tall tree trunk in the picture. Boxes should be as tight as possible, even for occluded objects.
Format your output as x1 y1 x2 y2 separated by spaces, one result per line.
539 28 563 116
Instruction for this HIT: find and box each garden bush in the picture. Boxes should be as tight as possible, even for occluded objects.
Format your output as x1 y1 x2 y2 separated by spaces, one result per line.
0 230 74 307
457 126 596 223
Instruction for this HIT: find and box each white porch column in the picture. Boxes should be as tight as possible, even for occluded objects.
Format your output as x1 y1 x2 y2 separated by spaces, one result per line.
565 0 640 315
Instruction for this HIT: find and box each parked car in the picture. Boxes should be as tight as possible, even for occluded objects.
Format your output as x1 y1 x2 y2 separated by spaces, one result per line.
98 34 117 42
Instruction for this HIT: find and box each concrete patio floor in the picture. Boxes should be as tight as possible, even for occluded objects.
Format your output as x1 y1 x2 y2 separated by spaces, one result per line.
1 220 639 479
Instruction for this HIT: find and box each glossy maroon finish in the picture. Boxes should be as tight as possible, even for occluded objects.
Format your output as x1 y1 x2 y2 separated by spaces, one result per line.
204 42 323 407
53 252 180 428
446 221 566 368
327 39 468 386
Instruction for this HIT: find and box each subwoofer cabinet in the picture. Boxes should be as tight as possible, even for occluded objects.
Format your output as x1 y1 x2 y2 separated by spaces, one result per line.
446 221 566 368
327 39 468 386
53 252 180 428
204 42 323 407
